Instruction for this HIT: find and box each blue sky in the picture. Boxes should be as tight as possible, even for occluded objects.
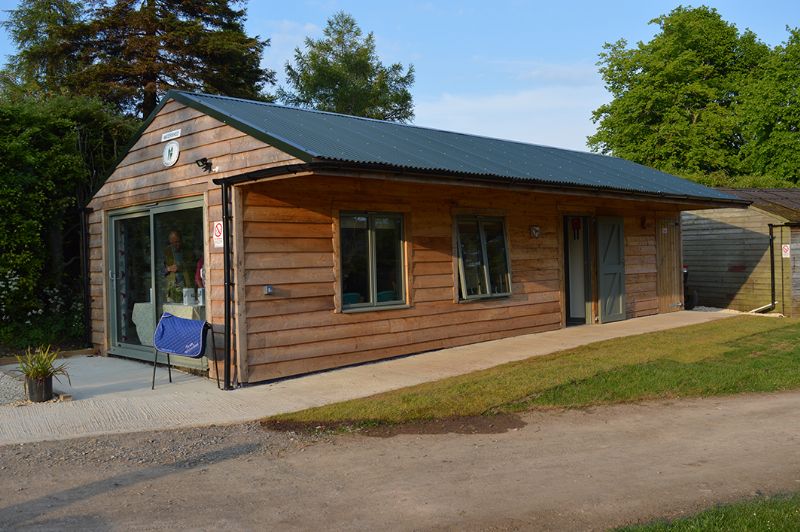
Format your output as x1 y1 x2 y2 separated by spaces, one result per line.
0 1 798 150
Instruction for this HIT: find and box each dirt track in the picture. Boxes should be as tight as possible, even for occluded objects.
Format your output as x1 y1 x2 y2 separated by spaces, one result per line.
2 391 799 531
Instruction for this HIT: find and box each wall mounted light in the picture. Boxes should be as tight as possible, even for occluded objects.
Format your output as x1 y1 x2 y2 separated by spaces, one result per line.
196 157 213 172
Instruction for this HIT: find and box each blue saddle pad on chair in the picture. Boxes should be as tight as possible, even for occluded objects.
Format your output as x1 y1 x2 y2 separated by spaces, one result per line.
153 312 207 358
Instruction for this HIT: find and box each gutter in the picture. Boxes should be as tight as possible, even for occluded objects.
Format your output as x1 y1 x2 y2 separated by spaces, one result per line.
217 159 750 207
220 182 233 389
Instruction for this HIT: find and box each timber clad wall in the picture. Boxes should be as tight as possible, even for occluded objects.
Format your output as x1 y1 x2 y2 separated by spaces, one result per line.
241 175 676 382
625 216 659 319
682 208 792 314
87 99 302 372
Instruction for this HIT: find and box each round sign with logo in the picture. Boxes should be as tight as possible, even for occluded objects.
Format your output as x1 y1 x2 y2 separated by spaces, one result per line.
162 140 180 167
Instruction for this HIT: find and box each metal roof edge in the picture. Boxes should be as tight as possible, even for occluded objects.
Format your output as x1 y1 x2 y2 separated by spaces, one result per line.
213 159 751 207
309 159 751 206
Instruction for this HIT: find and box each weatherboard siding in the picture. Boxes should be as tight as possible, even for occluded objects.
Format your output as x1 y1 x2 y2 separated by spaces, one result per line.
682 208 792 314
241 175 676 383
87 99 302 376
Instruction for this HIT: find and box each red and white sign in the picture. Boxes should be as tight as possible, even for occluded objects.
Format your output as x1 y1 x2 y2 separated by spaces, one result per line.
782 244 791 258
212 221 224 248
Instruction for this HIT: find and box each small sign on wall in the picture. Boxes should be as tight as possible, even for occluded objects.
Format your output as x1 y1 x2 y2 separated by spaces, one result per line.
213 221 224 248
161 129 181 142
782 244 791 258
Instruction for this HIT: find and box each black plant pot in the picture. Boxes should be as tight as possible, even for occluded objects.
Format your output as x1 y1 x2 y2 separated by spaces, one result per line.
25 376 53 403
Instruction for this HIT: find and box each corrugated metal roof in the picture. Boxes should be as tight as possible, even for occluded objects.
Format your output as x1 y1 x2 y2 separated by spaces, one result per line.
168 90 740 202
718 188 800 221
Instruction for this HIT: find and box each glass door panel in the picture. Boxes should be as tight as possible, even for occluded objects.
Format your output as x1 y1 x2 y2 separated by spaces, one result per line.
153 207 205 322
111 214 153 347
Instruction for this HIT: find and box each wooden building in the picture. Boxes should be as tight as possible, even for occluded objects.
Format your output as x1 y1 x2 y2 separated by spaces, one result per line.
683 189 800 316
87 91 743 387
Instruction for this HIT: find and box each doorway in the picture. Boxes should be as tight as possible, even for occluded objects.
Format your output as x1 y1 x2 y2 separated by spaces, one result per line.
108 198 206 366
564 216 592 325
656 216 683 313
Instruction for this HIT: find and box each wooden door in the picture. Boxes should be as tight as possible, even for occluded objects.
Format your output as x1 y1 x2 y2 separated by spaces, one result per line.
597 217 626 323
657 217 683 313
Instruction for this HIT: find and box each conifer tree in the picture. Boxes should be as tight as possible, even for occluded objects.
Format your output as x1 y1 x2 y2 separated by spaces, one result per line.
279 12 415 122
1 0 84 95
70 0 275 117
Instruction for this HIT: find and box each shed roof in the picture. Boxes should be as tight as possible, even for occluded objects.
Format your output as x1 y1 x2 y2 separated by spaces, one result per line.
717 188 800 222
149 90 743 204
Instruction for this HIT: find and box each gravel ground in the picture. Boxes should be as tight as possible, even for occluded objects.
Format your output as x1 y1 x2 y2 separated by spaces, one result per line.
2 392 800 531
0 371 25 406
0 421 330 473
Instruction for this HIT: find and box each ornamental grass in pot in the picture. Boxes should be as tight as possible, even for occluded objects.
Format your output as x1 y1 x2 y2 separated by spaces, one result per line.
15 346 70 402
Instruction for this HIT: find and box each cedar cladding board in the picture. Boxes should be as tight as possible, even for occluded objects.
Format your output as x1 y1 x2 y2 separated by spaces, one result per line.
89 91 744 384
682 188 800 316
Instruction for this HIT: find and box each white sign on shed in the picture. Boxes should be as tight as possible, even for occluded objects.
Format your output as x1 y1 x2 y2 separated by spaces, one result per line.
212 221 224 248
782 244 791 258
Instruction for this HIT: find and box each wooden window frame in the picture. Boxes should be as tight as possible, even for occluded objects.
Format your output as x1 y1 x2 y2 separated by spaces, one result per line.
340 211 406 311
455 215 512 301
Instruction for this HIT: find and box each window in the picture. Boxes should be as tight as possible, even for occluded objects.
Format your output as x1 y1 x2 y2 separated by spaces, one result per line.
340 212 405 309
456 216 511 299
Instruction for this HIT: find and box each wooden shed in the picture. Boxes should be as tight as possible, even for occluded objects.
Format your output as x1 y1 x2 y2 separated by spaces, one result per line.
683 188 800 316
87 91 744 388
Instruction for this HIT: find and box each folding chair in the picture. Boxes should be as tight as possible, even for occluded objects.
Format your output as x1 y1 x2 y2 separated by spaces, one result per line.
152 312 219 390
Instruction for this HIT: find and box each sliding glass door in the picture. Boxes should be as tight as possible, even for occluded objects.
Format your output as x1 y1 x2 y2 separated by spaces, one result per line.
111 213 152 347
108 198 206 365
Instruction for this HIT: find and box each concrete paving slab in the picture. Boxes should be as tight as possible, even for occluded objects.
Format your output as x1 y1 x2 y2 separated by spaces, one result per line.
0 311 735 445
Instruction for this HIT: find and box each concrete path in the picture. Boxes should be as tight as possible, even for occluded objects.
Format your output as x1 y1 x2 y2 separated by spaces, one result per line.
0 311 733 445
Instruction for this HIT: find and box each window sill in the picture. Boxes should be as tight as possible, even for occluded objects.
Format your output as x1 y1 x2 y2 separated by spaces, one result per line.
341 303 410 314
458 294 512 304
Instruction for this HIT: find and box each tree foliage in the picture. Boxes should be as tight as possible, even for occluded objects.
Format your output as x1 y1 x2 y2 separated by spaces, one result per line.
588 6 770 181
2 0 275 117
0 95 135 341
73 0 275 117
278 12 415 122
738 29 800 183
0 0 83 96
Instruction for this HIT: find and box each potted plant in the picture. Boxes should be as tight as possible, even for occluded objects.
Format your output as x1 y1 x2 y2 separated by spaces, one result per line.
14 345 71 402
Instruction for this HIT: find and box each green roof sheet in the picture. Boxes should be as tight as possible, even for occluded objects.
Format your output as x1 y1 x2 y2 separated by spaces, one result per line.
161 90 740 203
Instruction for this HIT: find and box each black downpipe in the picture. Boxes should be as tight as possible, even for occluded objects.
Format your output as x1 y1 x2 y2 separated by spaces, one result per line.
79 206 93 348
221 183 233 390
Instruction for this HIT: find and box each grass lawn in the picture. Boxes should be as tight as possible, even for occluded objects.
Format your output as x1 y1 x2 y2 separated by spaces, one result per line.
618 493 800 531
265 316 800 427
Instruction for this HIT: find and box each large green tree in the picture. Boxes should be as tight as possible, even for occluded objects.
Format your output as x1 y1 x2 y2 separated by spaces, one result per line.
278 12 415 122
68 0 275 117
588 6 769 180
3 1 275 117
738 28 800 183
